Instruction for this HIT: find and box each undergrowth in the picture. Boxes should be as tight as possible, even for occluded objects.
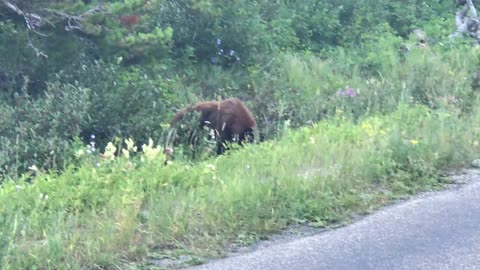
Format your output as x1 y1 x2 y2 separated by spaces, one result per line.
1 103 480 269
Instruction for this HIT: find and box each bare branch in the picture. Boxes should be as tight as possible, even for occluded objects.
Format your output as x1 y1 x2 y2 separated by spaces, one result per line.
468 0 478 19
1 0 107 33
0 1 109 56
456 4 470 27
1 0 44 28
52 5 107 32
26 31 47 58
450 0 480 41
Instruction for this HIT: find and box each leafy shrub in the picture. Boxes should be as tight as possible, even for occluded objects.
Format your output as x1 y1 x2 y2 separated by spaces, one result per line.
56 60 187 151
0 81 90 178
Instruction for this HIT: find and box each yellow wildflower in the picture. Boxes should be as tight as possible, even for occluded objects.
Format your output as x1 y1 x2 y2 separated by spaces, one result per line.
125 138 137 153
141 138 162 161
103 142 117 161
361 122 374 136
122 148 130 158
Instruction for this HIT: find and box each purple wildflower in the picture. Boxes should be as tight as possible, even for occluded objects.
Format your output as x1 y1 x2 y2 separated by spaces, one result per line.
337 88 358 97
345 88 357 97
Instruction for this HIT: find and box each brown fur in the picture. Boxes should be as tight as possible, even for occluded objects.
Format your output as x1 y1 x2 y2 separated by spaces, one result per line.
170 98 256 154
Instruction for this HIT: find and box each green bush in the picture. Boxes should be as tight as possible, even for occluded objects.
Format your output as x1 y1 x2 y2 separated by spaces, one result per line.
56 60 188 149
0 81 90 178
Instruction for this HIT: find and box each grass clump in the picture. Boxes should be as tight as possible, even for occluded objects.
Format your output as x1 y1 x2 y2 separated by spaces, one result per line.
1 103 480 269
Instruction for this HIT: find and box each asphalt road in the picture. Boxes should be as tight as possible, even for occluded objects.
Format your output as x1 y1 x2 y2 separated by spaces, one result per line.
187 169 480 270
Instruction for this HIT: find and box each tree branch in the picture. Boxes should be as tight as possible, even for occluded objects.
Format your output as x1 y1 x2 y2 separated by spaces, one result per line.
450 0 480 41
0 0 107 33
1 0 44 29
468 0 478 19
0 0 108 57
52 5 107 32
26 31 48 58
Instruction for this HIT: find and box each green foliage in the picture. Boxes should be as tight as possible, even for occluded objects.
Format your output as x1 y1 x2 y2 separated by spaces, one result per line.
2 0 478 174
0 82 90 178
58 61 181 149
0 21 48 97
244 41 480 142
1 103 480 269
3 0 480 268
289 0 343 49
155 0 277 65
353 24 404 74
4 2 480 268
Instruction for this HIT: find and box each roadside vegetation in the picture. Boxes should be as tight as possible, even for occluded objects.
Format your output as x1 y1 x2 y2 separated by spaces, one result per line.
3 101 480 269
2 0 480 269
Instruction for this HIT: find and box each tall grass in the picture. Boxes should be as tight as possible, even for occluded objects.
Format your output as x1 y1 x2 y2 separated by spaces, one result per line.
1 101 480 269
252 41 480 136
2 41 480 269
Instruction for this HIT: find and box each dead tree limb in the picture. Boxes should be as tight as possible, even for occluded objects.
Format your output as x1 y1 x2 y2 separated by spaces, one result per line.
450 0 480 41
1 0 44 29
0 0 108 57
52 5 107 32
0 0 107 33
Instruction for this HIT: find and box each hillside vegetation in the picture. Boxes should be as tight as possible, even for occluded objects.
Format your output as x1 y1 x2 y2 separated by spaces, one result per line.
2 0 480 269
